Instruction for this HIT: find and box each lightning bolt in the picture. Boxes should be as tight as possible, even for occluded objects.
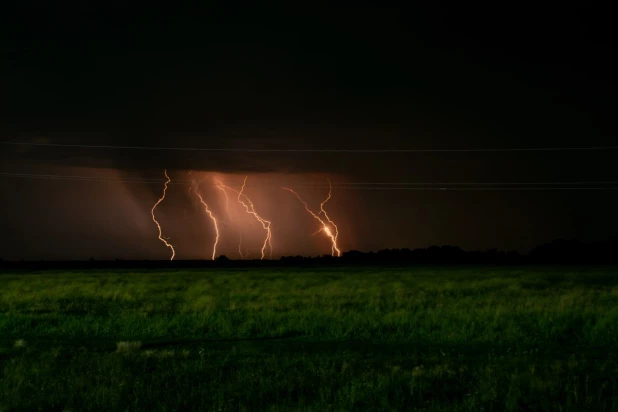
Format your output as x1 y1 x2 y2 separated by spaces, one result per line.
218 178 273 260
319 179 341 257
238 177 273 260
238 232 245 260
151 169 176 260
192 180 220 260
282 181 341 257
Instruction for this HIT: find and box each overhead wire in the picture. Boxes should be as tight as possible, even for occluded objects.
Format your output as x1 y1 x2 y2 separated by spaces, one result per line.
1 172 617 190
2 141 618 153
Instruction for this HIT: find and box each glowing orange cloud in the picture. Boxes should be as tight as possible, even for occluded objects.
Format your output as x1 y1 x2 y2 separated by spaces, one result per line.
216 180 230 217
192 181 220 260
218 177 273 260
151 169 176 260
282 181 341 257
216 179 244 259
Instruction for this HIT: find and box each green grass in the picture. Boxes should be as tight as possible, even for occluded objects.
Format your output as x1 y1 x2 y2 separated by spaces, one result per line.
1 266 618 410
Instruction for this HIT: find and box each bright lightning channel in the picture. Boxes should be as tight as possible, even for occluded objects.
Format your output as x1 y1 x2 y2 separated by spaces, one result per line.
217 178 273 260
151 169 176 260
281 181 341 257
192 181 220 260
319 179 341 257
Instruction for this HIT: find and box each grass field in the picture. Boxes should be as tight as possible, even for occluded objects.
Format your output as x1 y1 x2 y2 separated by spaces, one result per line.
1 266 618 411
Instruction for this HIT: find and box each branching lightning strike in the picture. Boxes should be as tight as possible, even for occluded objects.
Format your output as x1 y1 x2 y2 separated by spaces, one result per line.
192 180 220 260
151 169 176 260
281 180 341 257
319 179 341 257
217 178 273 260
238 177 273 260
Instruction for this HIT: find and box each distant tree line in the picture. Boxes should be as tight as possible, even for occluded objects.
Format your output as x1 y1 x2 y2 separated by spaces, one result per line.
281 239 618 265
1 239 617 270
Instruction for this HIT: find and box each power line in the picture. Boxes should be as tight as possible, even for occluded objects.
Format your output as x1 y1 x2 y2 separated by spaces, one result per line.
2 172 618 186
2 141 618 153
1 172 617 190
332 187 618 191
257 181 618 186
0 172 166 181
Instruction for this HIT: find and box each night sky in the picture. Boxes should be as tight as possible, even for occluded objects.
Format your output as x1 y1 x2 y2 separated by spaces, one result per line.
1 4 617 260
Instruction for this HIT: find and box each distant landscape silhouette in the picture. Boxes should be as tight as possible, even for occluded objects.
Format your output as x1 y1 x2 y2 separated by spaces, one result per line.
1 239 617 270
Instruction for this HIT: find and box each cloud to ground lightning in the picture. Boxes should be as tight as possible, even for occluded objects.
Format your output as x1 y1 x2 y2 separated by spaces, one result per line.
281 180 341 257
238 232 245 260
319 179 341 257
151 169 176 260
217 177 273 260
192 180 220 260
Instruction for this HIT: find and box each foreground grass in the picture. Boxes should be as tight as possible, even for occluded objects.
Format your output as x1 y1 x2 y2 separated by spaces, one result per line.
1 266 618 410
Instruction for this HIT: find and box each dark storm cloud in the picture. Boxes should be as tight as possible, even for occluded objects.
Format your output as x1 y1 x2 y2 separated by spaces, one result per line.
1 4 617 259
3 4 615 149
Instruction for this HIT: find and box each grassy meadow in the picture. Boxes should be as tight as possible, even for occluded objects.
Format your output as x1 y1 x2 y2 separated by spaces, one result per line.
1 266 618 410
